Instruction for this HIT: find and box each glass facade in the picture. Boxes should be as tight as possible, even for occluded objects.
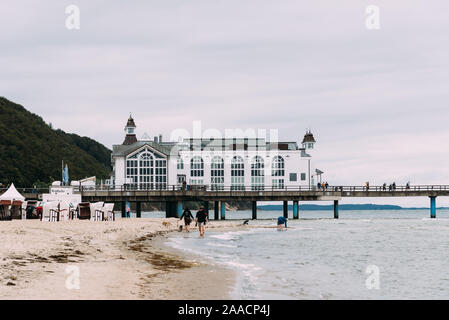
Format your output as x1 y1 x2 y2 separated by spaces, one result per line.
211 156 224 190
231 156 245 190
251 156 265 190
125 148 166 189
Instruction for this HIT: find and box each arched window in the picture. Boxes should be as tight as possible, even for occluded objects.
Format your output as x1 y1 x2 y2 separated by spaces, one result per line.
271 156 285 176
251 156 264 190
125 148 167 190
190 156 204 185
139 152 154 189
271 156 285 189
211 156 224 190
231 156 244 190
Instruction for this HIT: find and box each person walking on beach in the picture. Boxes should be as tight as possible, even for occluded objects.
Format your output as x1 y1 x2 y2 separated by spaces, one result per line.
126 204 131 218
277 216 288 231
179 207 194 232
195 205 209 238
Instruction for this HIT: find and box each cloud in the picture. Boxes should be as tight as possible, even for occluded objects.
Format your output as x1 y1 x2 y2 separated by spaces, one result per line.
1 1 448 206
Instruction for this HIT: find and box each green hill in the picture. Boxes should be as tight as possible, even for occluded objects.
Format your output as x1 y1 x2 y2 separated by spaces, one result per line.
0 97 111 187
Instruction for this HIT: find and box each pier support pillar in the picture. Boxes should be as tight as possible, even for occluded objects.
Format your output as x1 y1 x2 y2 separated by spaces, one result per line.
430 196 436 219
136 202 141 218
214 201 219 220
334 200 339 219
293 201 299 219
252 201 257 220
221 202 226 220
283 201 288 219
121 201 126 218
177 202 183 218
165 201 177 218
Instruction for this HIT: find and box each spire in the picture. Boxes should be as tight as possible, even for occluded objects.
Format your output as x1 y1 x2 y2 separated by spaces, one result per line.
126 113 136 128
123 114 137 145
302 130 316 144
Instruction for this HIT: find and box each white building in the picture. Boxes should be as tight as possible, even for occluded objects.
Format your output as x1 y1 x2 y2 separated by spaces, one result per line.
111 116 320 190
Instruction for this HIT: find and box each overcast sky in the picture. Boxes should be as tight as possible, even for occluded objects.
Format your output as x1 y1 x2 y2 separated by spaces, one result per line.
1 1 448 206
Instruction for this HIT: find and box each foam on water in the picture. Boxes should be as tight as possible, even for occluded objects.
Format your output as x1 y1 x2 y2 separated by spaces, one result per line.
165 209 449 299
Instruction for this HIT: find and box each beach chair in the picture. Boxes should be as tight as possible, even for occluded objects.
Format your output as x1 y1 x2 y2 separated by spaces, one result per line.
77 202 91 220
59 201 71 221
69 202 79 220
42 202 60 222
103 203 115 221
90 202 105 221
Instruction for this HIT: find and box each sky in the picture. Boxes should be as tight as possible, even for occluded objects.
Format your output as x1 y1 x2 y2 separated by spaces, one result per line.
1 1 448 206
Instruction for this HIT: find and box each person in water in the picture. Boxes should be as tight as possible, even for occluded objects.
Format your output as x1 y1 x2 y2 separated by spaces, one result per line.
277 216 288 231
195 205 209 237
179 207 194 232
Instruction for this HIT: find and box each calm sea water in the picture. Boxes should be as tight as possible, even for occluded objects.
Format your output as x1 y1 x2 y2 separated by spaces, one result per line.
161 209 449 299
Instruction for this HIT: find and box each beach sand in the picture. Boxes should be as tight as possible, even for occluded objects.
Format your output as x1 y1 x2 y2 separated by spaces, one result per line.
0 218 244 300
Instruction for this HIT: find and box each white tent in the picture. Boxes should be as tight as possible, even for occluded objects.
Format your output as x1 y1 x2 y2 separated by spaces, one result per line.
0 183 25 202
0 184 25 220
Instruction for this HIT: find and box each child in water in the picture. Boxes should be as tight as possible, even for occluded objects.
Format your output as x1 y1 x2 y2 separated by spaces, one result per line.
277 216 288 231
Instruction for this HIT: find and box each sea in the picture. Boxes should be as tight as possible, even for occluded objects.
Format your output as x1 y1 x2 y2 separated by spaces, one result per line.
134 209 449 299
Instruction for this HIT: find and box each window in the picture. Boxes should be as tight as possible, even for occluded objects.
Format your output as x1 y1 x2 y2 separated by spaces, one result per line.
211 156 224 190
125 148 167 190
272 179 284 189
301 173 307 181
139 152 154 189
231 156 244 190
289 173 297 182
190 156 204 177
155 159 167 189
271 156 285 177
177 157 184 170
251 156 265 190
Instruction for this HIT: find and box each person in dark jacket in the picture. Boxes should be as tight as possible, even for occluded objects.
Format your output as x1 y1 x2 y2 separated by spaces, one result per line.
179 207 194 232
195 206 209 237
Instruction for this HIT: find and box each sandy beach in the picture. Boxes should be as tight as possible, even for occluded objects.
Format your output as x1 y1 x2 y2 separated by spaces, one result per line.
0 218 244 300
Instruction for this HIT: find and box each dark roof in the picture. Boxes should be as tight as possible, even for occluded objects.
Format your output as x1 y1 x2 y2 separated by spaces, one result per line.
126 115 136 128
122 134 138 145
113 141 174 157
302 131 316 143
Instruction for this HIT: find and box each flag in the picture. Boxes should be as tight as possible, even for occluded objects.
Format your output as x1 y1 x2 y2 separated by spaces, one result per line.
63 164 70 186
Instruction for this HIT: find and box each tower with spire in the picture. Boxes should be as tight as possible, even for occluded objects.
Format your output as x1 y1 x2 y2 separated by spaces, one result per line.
302 129 316 150
123 114 137 145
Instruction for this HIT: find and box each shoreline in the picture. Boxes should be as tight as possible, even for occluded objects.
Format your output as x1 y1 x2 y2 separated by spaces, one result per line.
0 218 246 300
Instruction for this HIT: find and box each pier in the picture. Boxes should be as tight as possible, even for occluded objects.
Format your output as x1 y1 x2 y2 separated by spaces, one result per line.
5 185 447 220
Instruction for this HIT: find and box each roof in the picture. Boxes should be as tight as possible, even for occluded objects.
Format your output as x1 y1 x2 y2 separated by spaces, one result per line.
113 141 175 157
178 138 299 151
302 131 316 143
122 134 138 145
125 115 136 128
0 183 25 202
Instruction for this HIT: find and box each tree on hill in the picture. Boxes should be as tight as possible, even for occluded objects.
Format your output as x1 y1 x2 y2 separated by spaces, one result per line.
0 97 112 187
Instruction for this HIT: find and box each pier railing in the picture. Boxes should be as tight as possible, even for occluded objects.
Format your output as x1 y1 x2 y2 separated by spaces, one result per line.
73 184 449 193
2 185 449 195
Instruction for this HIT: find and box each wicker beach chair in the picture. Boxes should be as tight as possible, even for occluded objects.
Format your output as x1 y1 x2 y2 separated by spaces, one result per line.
90 202 105 221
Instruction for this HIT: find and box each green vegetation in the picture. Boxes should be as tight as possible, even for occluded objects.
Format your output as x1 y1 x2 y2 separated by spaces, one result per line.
0 97 111 187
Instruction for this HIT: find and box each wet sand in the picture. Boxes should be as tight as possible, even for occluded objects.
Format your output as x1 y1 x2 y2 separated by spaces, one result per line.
0 218 243 300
